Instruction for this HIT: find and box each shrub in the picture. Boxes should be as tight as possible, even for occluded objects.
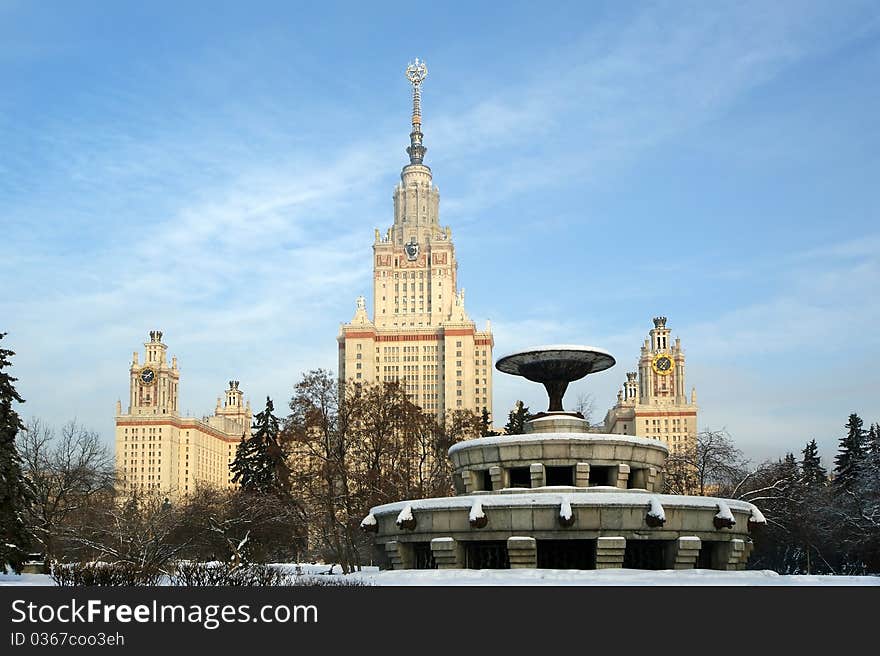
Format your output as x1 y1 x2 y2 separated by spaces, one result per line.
51 562 162 586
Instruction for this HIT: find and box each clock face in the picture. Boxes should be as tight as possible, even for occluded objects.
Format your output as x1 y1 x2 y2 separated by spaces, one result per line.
652 353 674 376
140 368 156 385
404 239 419 261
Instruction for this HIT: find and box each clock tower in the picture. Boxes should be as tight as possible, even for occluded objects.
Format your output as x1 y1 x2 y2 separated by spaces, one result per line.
604 316 698 454
128 330 179 416
337 59 493 420
116 331 252 499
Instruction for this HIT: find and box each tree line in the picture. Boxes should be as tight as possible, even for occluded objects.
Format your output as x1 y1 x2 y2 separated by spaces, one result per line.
1 330 877 575
663 416 880 574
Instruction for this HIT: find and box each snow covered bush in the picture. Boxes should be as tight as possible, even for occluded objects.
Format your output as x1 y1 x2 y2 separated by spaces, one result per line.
51 562 162 587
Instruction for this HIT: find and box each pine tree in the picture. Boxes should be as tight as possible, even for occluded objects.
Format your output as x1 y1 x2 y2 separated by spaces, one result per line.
479 407 498 437
229 433 255 490
867 423 880 469
234 397 290 495
0 333 33 573
504 400 532 436
800 439 827 488
834 413 866 490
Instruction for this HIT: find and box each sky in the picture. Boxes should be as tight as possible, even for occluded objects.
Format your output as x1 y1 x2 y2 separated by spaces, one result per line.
1 0 878 466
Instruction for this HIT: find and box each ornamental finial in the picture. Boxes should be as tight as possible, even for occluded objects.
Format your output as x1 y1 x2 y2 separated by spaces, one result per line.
405 58 428 165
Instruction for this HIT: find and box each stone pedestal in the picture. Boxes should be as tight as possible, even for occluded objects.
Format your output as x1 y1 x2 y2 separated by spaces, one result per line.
614 464 631 489
530 463 545 488
575 462 590 487
461 469 477 494
668 536 701 569
595 537 626 569
385 541 413 570
431 538 464 569
490 465 504 491
646 467 658 492
507 537 537 568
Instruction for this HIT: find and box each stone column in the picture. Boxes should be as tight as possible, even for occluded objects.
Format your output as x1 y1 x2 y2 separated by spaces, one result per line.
461 469 477 494
385 541 414 570
507 537 537 569
490 465 504 491
575 462 590 487
645 467 658 492
595 537 626 569
667 536 702 569
614 464 631 489
431 538 464 569
530 463 546 488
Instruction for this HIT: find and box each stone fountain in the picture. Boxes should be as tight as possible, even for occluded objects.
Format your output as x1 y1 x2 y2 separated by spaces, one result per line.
362 345 765 571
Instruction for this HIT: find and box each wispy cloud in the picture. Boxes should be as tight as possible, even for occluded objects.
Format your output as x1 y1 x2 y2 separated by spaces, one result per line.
1 1 877 466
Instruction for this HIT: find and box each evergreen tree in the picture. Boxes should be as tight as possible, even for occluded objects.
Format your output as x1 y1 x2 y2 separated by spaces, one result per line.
233 397 290 496
781 452 798 478
229 433 256 490
504 400 532 436
834 413 866 490
867 423 880 469
0 333 33 573
800 439 827 488
479 407 498 437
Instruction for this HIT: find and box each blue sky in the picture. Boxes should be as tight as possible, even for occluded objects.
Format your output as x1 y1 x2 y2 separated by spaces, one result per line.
2 1 878 465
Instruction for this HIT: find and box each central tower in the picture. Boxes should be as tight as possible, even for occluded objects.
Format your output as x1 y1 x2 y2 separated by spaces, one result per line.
338 60 494 420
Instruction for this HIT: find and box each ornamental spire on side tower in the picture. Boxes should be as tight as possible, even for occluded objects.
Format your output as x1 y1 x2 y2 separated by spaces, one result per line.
405 58 428 165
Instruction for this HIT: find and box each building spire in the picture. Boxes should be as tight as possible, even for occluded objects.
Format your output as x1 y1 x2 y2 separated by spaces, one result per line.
405 58 428 165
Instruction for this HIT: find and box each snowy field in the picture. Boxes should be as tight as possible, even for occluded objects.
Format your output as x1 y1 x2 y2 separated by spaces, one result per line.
2 567 879 586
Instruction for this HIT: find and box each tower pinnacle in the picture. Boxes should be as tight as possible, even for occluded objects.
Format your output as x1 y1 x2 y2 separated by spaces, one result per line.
405 58 428 165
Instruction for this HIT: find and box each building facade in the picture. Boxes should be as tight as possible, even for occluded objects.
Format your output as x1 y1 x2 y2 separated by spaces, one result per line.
603 317 698 454
114 330 252 498
338 60 493 419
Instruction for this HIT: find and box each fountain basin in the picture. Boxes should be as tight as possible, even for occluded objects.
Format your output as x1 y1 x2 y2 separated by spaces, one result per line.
368 489 761 570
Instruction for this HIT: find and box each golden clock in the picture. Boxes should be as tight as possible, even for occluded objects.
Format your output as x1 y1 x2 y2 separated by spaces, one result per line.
651 352 675 376
140 368 156 385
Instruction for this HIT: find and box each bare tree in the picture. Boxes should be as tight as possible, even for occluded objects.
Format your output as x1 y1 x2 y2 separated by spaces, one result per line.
573 392 596 426
664 429 749 496
286 370 360 572
17 418 115 561
67 493 191 573
285 371 483 571
173 485 307 565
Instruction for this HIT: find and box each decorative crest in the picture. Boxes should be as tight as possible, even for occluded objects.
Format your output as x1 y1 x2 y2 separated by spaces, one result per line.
405 58 428 87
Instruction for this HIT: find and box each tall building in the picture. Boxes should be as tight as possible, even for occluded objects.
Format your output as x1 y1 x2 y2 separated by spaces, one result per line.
603 317 698 454
115 330 252 498
338 60 493 418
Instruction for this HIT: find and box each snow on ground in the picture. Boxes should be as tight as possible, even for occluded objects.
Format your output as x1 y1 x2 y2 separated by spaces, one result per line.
2 568 879 586
346 568 880 586
0 573 54 586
